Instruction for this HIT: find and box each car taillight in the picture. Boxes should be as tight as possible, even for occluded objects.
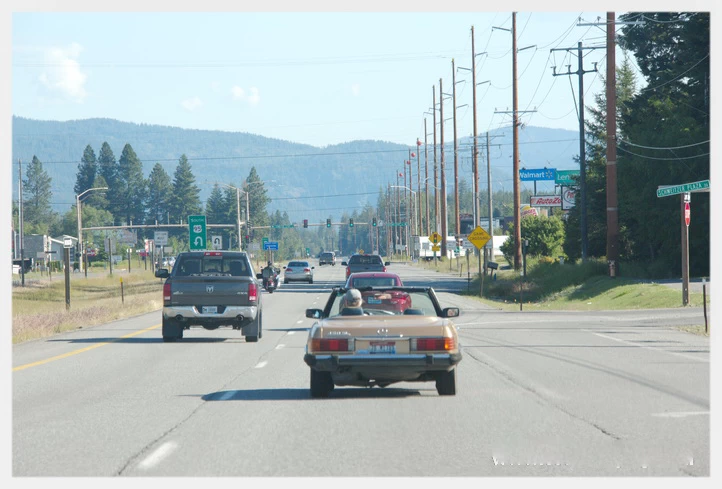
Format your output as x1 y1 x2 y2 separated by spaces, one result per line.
163 282 171 302
346 268 350 277
286 268 293 273
311 338 351 352
304 268 310 272
248 282 257 302
411 337 455 351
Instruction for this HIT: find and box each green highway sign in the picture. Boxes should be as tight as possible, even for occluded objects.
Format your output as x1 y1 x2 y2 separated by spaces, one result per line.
388 222 407 227
656 180 710 198
271 224 296 229
188 215 207 250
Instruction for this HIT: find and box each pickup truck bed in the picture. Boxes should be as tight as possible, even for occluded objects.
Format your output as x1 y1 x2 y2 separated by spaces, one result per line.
155 251 262 342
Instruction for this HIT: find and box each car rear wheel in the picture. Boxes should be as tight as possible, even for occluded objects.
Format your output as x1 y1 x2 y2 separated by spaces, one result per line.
309 278 313 284
436 368 456 396
310 369 334 398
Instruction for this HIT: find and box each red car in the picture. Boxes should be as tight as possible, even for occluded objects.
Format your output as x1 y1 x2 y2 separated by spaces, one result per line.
344 272 410 314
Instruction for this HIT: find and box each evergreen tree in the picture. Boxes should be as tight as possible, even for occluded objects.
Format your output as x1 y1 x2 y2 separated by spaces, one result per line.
74 144 97 195
116 143 147 226
244 167 270 228
146 163 172 224
205 184 227 224
22 156 54 233
85 175 109 210
97 142 118 216
617 12 710 276
168 154 202 228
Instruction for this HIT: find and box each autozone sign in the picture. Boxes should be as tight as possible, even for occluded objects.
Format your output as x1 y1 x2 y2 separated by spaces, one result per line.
530 195 562 207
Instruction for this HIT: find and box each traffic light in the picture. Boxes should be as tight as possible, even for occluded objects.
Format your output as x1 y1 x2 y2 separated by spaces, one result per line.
245 235 250 243
326 219 331 228
372 217 377 227
349 218 354 227
303 219 308 228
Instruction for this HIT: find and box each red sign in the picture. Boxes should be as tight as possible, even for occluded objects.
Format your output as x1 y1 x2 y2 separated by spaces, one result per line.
685 202 690 226
530 195 562 207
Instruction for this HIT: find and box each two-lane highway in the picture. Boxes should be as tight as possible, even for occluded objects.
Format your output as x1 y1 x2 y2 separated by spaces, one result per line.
13 260 710 476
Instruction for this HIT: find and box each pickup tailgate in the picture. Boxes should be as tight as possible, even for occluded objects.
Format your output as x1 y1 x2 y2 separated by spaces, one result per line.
168 276 253 307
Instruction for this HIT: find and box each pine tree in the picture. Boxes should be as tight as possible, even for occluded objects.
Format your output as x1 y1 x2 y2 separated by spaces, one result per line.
146 163 172 224
244 167 270 228
168 154 202 227
74 144 97 195
117 143 147 226
22 156 54 233
97 142 118 217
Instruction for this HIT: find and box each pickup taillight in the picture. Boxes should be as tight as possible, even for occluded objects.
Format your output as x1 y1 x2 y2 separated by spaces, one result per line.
304 268 311 272
383 266 387 272
248 282 258 302
163 282 171 303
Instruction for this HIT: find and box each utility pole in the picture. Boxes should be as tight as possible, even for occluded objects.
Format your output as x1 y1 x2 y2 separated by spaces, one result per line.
416 138 421 237
452 58 460 237
432 86 439 235
606 12 620 276
18 159 25 287
439 78 448 259
486 132 494 256
424 118 430 236
551 42 602 263
512 12 522 270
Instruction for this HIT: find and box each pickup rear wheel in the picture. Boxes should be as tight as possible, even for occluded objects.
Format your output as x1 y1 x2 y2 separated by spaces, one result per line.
245 311 262 342
310 369 334 398
162 317 183 342
436 368 457 396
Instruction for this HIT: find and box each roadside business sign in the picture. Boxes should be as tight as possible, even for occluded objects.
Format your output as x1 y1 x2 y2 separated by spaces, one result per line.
530 195 562 207
519 168 556 182
467 226 491 250
561 186 576 210
656 179 710 198
555 170 580 185
188 215 207 251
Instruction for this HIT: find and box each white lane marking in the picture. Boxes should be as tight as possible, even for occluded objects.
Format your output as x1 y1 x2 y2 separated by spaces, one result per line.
275 344 285 350
254 361 268 369
297 320 303 324
288 331 295 335
138 441 178 470
651 411 709 418
584 330 709 363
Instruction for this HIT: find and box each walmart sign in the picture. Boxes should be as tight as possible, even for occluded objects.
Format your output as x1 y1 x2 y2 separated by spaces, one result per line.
519 168 556 181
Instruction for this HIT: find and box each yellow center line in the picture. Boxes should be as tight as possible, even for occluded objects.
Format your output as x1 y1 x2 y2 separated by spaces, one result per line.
12 324 161 372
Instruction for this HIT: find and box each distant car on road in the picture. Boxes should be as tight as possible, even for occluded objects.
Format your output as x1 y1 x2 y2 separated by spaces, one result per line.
319 251 336 266
341 254 390 279
284 260 315 284
345 272 409 314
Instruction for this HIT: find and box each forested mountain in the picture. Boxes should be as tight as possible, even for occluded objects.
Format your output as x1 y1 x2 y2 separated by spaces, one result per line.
11 116 579 222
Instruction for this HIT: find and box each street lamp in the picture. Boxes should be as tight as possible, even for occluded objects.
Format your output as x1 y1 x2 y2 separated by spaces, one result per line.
390 185 417 258
211 182 245 251
76 186 108 277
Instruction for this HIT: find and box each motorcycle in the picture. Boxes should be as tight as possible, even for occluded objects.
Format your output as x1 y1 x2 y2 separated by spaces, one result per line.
262 268 280 293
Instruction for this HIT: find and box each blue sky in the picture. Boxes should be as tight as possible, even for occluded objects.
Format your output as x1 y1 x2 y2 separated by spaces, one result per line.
9 7 648 148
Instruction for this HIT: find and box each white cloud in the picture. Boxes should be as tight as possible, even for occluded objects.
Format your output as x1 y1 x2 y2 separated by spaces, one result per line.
231 85 260 106
351 83 361 97
181 97 202 111
38 42 87 102
231 86 245 100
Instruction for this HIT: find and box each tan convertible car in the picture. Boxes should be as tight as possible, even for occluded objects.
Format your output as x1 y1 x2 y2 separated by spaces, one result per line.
304 286 462 398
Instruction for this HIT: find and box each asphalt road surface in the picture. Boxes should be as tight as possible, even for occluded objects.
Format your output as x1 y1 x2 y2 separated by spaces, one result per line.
12 261 710 477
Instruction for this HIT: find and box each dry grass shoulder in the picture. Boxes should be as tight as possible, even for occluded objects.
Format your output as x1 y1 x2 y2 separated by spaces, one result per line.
12 271 163 344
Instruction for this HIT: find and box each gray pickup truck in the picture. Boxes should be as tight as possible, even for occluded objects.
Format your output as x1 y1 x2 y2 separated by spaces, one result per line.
155 251 262 342
341 254 390 280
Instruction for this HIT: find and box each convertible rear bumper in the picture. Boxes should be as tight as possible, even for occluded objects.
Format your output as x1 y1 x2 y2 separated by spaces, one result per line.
304 352 462 371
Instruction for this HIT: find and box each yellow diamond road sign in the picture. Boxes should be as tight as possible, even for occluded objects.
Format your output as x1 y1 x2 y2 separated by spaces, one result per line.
430 232 442 244
467 226 491 249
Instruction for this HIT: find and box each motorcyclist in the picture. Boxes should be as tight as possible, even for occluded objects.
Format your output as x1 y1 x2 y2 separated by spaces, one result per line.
262 260 278 289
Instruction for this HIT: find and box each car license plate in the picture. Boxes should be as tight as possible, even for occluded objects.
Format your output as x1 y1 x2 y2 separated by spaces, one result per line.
370 341 395 354
367 297 382 304
202 306 218 314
